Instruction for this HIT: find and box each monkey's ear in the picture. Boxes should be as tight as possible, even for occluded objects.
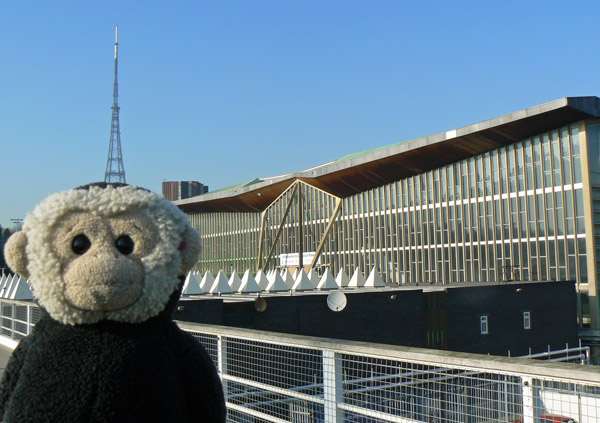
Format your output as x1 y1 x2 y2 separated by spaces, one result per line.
4 231 30 278
178 226 201 275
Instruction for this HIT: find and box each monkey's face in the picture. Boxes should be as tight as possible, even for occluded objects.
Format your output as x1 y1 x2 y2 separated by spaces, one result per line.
53 210 157 312
3 184 201 325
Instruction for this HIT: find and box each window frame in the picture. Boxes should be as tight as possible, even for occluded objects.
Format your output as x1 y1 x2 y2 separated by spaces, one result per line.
480 315 489 335
523 311 531 330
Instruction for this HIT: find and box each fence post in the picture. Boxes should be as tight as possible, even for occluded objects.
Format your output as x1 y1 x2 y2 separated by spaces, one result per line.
217 335 228 397
522 377 534 423
27 305 32 335
323 350 343 423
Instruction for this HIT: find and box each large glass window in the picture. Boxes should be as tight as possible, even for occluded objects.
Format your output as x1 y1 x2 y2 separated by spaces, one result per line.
508 145 516 192
448 166 455 201
484 153 492 196
542 134 552 187
525 139 533 188
492 150 499 194
516 147 525 191
551 131 561 186
500 149 508 194
536 194 545 237
545 193 555 237
533 137 542 188
571 125 582 184
575 190 585 234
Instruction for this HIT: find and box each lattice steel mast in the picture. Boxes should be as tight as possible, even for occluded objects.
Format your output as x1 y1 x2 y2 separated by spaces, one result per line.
104 25 126 183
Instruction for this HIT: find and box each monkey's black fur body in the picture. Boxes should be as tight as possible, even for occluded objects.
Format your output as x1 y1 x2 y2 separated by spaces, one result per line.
0 287 226 423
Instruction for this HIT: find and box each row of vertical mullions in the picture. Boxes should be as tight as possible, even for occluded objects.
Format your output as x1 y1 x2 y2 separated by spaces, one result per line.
393 127 580 285
474 157 483 281
442 166 452 283
404 178 412 279
381 186 390 274
400 180 408 279
364 191 372 269
396 179 407 282
414 175 422 280
458 161 468 280
539 134 551 279
566 124 579 279
188 124 584 287
326 193 338 268
369 189 376 271
560 127 574 279
505 144 517 279
381 186 388 277
350 195 359 274
334 198 345 273
547 132 559 279
369 189 378 274
392 181 401 282
356 194 363 272
422 174 429 279
481 153 492 279
467 158 476 281
524 139 537 280
345 195 355 273
417 175 424 281
388 183 397 280
379 187 386 274
349 196 358 274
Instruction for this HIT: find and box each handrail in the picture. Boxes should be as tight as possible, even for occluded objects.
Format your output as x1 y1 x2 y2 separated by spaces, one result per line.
176 320 600 385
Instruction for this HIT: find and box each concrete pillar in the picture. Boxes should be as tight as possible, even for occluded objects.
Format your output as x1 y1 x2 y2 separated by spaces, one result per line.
323 350 343 423
217 336 228 397
522 376 534 423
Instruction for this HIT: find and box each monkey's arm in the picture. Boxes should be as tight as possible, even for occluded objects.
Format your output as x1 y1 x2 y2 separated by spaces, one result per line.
0 336 30 416
169 327 226 423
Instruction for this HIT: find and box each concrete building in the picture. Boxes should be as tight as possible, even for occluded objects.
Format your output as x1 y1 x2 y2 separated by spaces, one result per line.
162 180 208 201
175 96 600 346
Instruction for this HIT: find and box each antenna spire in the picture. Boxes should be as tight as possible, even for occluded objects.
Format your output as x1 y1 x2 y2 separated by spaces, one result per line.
114 25 118 59
104 25 126 184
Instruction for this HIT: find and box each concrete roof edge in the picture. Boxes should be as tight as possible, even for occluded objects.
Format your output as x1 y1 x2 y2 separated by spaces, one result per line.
174 173 302 206
176 96 600 205
291 96 600 178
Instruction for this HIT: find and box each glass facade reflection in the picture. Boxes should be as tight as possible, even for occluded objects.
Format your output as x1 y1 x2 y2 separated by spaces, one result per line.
187 121 600 327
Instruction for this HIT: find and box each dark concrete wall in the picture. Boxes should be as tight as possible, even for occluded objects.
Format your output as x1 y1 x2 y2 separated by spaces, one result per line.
253 290 425 347
174 282 579 356
445 282 579 356
173 298 224 325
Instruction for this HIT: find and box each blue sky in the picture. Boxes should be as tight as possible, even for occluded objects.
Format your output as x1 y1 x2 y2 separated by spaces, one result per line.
1 1 599 229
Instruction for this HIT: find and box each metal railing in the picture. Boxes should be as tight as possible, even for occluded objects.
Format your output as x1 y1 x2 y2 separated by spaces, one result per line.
1 299 599 423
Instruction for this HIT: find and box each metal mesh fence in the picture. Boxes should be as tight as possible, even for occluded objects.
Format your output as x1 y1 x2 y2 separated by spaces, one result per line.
187 331 219 363
180 323 600 423
0 299 598 423
0 301 34 340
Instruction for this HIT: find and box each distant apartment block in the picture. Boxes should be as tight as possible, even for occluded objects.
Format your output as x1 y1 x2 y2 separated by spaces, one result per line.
162 181 208 201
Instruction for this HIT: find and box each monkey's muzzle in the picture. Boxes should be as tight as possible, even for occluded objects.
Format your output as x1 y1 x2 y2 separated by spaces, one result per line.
62 253 145 312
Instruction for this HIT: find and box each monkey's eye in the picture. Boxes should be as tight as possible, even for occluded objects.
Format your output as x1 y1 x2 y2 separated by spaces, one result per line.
72 235 91 255
116 235 134 255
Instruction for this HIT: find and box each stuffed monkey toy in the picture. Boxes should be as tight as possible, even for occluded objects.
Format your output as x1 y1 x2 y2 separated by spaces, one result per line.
0 183 226 423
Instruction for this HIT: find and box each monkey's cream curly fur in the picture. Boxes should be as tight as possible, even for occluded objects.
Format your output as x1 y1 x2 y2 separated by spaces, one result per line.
20 185 199 325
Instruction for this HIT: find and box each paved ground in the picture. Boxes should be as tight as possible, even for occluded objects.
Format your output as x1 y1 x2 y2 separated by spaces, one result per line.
0 344 15 379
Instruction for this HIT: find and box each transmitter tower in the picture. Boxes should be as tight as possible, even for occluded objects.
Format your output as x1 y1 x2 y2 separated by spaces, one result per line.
104 25 126 184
